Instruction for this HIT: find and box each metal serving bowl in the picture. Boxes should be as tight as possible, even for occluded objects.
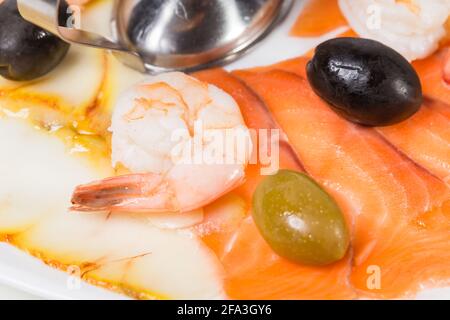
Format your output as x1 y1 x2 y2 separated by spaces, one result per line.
17 0 292 73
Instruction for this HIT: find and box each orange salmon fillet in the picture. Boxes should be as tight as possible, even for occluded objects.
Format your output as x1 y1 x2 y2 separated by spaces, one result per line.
261 56 450 185
414 49 450 106
193 69 356 299
290 0 348 37
194 68 303 202
233 69 450 298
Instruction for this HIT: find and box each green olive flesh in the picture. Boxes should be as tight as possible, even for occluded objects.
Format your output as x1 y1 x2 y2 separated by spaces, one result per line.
252 170 350 266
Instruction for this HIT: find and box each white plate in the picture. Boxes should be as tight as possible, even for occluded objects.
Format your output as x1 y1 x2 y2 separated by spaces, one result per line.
0 0 448 300
0 244 126 300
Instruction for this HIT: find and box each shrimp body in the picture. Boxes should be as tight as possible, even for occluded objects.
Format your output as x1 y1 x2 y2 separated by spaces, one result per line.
339 0 450 61
71 72 252 213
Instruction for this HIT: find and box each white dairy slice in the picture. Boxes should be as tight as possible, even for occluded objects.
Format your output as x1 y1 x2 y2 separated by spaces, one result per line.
0 118 225 299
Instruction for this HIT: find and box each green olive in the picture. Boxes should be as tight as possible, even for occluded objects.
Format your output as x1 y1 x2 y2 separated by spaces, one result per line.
252 170 349 266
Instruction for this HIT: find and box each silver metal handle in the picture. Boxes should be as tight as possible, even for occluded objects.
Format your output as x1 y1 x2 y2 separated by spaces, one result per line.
17 0 125 51
17 0 146 72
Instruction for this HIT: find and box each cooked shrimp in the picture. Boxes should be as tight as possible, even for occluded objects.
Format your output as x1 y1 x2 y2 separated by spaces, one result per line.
71 72 252 213
339 0 450 61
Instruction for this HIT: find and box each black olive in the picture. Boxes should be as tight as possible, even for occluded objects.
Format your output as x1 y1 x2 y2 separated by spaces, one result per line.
306 37 422 126
0 0 70 81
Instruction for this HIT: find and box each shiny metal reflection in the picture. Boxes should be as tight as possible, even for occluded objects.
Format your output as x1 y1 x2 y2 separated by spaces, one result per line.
17 0 292 73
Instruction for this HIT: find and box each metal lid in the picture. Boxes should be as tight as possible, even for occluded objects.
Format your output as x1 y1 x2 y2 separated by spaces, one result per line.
17 0 292 73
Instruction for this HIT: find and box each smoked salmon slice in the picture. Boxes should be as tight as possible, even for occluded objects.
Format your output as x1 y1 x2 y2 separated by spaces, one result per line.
376 103 450 182
233 68 450 298
194 68 303 202
193 68 356 299
290 0 348 37
350 202 450 298
259 55 450 186
413 48 450 106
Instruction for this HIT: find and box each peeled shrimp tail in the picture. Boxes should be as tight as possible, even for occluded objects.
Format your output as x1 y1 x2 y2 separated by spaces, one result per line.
71 173 177 213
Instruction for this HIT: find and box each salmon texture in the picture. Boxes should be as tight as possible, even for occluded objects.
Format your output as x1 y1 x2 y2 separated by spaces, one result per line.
0 0 449 300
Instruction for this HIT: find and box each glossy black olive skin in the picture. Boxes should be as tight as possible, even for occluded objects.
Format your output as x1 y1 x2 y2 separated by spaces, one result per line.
307 38 422 126
0 0 70 81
